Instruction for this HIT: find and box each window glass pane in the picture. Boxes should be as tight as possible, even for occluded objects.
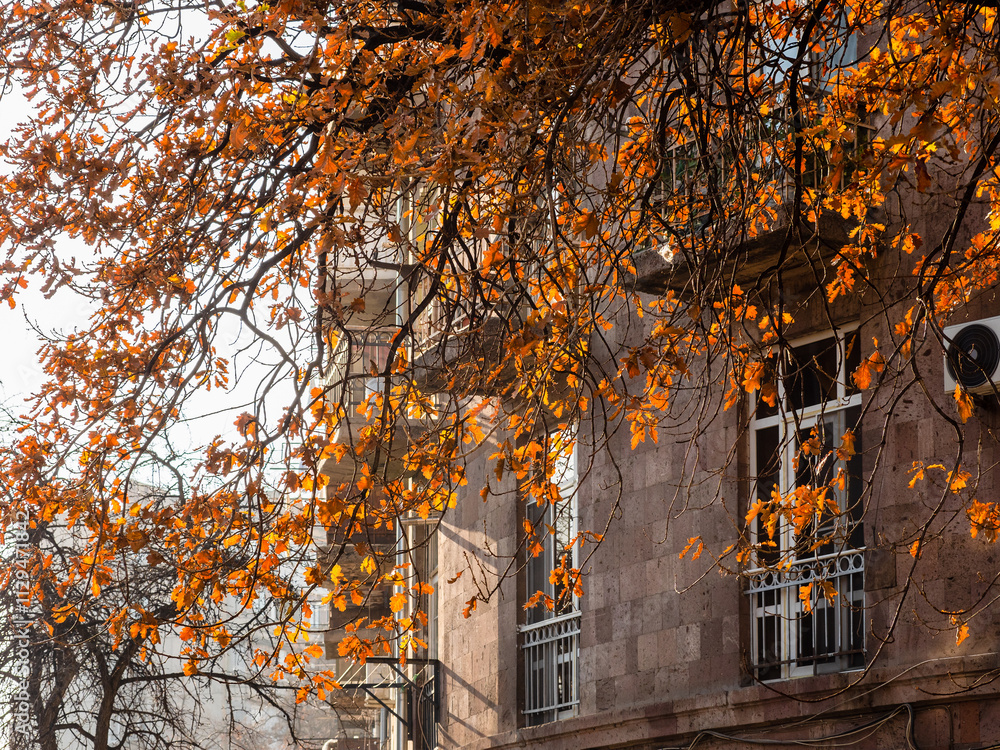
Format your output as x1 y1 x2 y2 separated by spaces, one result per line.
844 405 865 549
757 593 781 681
797 610 814 665
794 416 841 557
755 425 781 566
526 502 550 625
526 438 579 622
553 502 575 616
786 337 838 410
817 603 836 659
849 572 865 668
844 329 861 397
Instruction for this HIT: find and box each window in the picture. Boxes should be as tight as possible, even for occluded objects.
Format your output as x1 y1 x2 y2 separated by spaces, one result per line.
761 5 859 91
746 330 865 681
405 515 439 659
520 436 581 725
308 599 330 631
525 441 578 624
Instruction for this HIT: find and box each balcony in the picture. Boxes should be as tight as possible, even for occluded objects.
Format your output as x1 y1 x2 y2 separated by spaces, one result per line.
633 117 875 296
329 329 395 412
333 657 440 750
318 329 411 484
520 610 581 726
411 315 513 395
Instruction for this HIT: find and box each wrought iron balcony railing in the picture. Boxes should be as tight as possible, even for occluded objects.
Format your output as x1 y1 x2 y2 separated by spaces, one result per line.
746 550 865 681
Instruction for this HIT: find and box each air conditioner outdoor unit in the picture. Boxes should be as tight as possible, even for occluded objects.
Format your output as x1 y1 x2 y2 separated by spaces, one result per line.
943 314 1000 395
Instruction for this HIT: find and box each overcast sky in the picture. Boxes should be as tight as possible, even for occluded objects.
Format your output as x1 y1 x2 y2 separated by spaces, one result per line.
0 83 292 468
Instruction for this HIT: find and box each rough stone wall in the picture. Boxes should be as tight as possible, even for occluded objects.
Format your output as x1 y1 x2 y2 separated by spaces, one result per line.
434 427 520 747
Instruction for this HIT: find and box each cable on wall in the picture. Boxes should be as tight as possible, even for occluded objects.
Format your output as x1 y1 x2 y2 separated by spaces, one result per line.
655 703 917 750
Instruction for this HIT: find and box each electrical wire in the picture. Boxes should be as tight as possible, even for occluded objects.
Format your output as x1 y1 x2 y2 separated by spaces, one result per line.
655 703 917 750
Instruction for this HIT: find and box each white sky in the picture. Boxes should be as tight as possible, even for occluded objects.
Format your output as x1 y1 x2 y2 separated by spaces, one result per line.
0 86 82 406
0 82 295 470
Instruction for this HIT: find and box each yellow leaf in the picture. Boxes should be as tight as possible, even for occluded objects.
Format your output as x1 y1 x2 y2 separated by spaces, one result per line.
360 555 376 575
329 564 344 586
390 592 407 613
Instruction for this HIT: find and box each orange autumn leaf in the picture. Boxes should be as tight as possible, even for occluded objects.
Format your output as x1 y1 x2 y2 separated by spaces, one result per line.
799 582 815 614
955 386 974 423
742 362 766 393
837 430 856 461
679 536 704 560
390 592 408 613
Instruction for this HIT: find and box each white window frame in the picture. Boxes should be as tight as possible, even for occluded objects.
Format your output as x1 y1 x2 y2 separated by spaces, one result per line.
520 435 581 725
747 327 866 681
525 437 579 621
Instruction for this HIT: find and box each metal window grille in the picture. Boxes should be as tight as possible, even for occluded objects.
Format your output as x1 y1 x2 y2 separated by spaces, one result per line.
747 552 865 681
520 611 581 725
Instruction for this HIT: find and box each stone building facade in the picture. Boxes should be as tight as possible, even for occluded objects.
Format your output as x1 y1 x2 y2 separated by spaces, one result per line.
312 79 1000 750
426 245 1000 750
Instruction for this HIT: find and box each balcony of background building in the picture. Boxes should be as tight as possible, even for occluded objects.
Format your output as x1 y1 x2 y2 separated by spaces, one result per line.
317 328 413 485
311 188 442 750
